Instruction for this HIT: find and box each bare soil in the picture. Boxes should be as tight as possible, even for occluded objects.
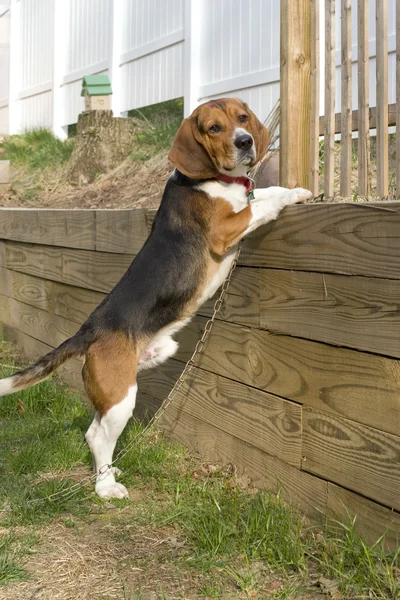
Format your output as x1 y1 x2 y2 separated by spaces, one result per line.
1 136 398 212
0 153 171 211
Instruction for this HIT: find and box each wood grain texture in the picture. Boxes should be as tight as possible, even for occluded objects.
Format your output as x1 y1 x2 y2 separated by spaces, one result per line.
340 0 352 197
259 269 400 358
0 208 149 254
309 0 320 197
165 365 302 468
280 0 311 188
318 103 396 136
376 0 389 197
0 295 79 350
0 241 5 267
397 0 400 196
4 241 132 293
95 209 148 254
0 262 259 329
1 324 84 392
0 209 95 249
138 358 183 402
198 267 260 326
303 408 400 511
162 408 328 522
0 267 105 324
189 317 400 437
240 202 400 278
324 0 336 198
357 0 370 197
327 483 400 552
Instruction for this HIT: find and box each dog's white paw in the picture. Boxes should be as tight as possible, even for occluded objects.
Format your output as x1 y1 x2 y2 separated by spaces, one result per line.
96 481 129 499
282 187 313 206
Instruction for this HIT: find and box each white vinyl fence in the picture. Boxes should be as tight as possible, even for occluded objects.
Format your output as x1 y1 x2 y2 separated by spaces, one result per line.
0 0 397 138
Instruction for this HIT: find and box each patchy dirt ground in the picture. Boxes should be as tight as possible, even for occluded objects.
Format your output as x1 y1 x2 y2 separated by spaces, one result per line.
0 484 328 600
0 152 171 210
0 135 398 212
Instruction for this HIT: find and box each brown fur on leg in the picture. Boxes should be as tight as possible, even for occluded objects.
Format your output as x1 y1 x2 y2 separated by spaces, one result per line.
82 333 138 416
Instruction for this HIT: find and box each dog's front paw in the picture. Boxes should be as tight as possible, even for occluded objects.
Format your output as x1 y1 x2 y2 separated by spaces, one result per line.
96 481 129 499
282 187 313 206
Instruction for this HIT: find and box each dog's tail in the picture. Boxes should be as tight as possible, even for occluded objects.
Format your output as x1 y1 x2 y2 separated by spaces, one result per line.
0 333 87 397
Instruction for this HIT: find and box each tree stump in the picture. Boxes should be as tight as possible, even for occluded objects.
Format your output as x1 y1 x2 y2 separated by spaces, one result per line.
67 111 134 184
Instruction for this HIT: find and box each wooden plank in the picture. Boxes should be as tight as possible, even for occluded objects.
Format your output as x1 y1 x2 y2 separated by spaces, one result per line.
303 408 400 512
0 324 84 392
95 209 148 255
197 266 259 326
376 0 389 197
259 269 400 358
146 208 158 234
0 209 95 250
340 0 352 197
138 358 183 402
309 0 320 197
240 202 400 278
357 0 370 197
0 264 258 329
162 408 328 523
0 295 79 350
199 292 259 327
165 366 302 468
327 483 400 552
397 0 400 197
279 0 311 188
324 0 336 198
0 241 5 267
188 317 400 438
4 241 133 293
0 267 105 324
318 103 396 136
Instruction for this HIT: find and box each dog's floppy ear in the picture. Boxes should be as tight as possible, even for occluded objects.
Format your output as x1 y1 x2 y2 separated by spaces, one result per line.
244 103 270 164
168 117 218 179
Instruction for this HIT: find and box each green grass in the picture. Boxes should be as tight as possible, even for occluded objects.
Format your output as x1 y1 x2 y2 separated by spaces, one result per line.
129 98 183 161
0 534 35 585
0 339 399 597
0 128 73 170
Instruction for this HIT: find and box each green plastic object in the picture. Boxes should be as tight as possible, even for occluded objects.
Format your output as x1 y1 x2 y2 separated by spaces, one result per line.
81 74 113 97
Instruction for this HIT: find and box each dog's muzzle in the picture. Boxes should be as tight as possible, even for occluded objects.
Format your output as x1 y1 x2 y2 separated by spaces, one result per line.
234 133 256 165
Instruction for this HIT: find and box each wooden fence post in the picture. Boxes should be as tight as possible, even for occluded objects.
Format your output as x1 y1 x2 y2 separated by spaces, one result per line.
280 0 311 189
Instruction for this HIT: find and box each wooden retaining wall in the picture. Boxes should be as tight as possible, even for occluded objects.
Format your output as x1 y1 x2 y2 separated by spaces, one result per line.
1 204 400 548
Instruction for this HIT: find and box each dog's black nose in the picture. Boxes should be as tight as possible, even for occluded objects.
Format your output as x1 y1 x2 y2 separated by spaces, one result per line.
234 133 253 151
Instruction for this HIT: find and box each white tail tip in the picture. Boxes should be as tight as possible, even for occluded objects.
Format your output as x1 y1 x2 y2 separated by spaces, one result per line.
0 376 16 397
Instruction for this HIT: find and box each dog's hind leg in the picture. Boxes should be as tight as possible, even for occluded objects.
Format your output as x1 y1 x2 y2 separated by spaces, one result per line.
83 334 138 498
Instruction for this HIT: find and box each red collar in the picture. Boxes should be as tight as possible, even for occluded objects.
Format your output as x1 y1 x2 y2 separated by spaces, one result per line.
216 173 254 195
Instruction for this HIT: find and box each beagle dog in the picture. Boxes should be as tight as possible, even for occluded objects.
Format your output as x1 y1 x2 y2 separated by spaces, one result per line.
0 98 312 499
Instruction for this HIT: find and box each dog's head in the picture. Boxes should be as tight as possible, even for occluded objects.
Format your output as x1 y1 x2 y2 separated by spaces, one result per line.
168 98 269 179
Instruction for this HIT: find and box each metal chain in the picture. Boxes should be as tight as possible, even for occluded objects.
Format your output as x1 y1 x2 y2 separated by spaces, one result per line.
18 241 243 508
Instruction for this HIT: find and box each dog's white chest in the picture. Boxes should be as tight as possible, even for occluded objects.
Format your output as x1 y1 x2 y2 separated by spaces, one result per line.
196 180 248 213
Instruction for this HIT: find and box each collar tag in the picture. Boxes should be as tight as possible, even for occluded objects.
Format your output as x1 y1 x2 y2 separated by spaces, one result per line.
247 177 255 204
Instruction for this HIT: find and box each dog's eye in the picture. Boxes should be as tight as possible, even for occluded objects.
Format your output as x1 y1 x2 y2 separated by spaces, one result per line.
209 124 220 133
238 114 248 123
